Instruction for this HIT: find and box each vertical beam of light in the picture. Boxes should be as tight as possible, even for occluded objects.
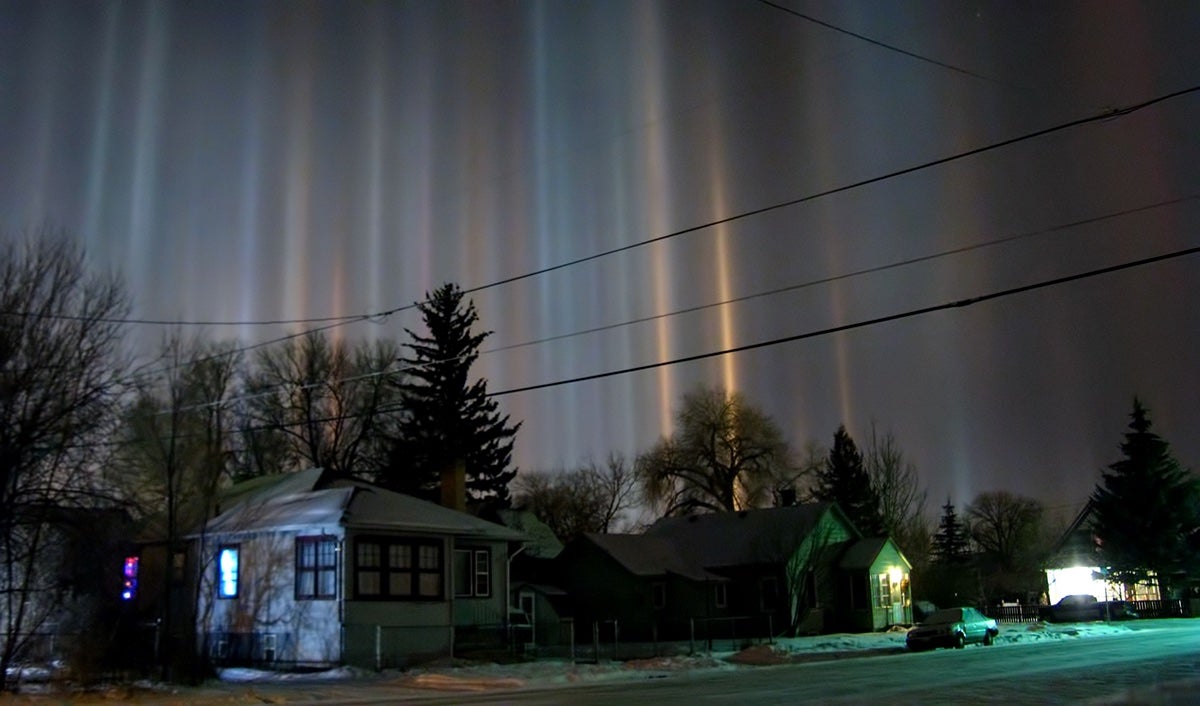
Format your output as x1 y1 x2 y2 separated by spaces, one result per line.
529 1 578 464
282 10 315 327
236 11 266 342
631 2 676 434
128 2 169 311
701 109 738 394
363 3 387 321
82 3 120 253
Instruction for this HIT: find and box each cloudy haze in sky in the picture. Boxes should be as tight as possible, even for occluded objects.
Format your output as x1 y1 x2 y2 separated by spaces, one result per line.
2 0 1198 514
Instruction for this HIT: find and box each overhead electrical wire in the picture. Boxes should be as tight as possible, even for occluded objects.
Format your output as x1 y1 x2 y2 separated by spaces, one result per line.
146 193 1200 416
8 84 1197 341
99 242 1200 450
488 244 1200 397
754 0 1001 84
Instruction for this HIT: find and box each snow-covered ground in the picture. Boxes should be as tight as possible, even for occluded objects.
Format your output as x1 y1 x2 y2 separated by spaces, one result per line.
4 620 1196 703
214 620 1156 689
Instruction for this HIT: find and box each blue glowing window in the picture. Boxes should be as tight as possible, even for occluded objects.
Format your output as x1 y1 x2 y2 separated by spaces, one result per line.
218 546 239 598
121 556 139 601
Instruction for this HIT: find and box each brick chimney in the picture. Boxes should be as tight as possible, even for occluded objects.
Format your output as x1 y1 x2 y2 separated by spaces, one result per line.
440 458 466 512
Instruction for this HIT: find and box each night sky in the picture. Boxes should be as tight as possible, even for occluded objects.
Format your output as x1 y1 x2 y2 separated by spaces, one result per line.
2 1 1198 515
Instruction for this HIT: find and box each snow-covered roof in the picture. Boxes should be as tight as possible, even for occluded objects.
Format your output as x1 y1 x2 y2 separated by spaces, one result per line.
198 469 524 542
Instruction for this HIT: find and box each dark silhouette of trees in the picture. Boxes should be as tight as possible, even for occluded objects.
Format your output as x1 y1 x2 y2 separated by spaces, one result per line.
512 454 639 543
967 490 1047 603
864 423 928 562
931 498 971 566
1090 399 1200 598
813 425 883 535
384 283 519 503
636 386 793 517
113 334 241 679
0 236 131 689
243 331 399 478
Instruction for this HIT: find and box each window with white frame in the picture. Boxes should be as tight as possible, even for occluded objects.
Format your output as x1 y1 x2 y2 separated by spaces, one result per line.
453 548 491 598
877 572 892 607
296 536 337 600
217 545 239 599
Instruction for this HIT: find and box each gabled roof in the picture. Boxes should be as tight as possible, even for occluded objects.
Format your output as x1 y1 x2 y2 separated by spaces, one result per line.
571 503 857 581
583 533 721 581
645 503 853 569
198 469 524 542
839 536 911 571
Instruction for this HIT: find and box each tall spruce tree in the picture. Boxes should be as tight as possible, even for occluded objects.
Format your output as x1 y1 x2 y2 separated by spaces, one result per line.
1090 398 1199 597
384 283 520 503
813 425 884 535
931 498 971 566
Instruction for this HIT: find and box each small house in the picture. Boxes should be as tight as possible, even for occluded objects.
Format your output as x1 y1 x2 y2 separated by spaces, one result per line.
555 503 913 641
192 468 525 668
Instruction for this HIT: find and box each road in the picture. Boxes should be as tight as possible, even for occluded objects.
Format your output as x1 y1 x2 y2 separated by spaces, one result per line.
395 620 1200 705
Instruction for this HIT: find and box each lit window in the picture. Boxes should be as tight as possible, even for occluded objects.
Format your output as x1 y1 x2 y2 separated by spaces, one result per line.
877 573 892 608
218 546 239 598
122 556 139 601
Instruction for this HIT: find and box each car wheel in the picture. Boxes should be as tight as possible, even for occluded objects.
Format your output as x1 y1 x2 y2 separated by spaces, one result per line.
983 631 993 646
954 633 965 649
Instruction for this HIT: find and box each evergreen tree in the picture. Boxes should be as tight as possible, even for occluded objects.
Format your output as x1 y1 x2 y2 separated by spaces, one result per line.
1090 399 1200 597
813 425 884 535
931 498 971 566
383 283 521 503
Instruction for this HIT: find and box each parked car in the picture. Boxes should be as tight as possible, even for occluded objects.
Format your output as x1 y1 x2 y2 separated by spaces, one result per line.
1042 594 1139 622
906 607 999 651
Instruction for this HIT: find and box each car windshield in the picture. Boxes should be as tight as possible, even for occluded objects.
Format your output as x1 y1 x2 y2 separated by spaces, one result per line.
923 609 963 624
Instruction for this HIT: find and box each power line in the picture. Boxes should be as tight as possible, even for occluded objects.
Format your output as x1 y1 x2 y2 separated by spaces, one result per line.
487 244 1200 397
140 193 1200 415
96 241 1198 453
754 0 1002 85
458 84 1200 298
14 84 1198 340
482 195 1200 357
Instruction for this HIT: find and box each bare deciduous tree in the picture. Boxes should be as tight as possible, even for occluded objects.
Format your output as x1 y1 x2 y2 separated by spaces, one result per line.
244 332 400 477
864 423 928 564
967 490 1047 603
112 334 242 678
0 236 130 689
512 454 639 542
636 386 793 517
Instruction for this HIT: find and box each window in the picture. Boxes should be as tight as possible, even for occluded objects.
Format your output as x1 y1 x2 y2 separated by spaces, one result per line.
217 545 239 599
713 583 727 608
296 537 338 600
354 538 443 600
877 573 892 608
651 582 666 609
760 576 778 611
453 548 492 598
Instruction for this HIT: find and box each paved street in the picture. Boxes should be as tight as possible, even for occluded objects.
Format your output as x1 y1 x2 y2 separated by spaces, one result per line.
392 620 1200 705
